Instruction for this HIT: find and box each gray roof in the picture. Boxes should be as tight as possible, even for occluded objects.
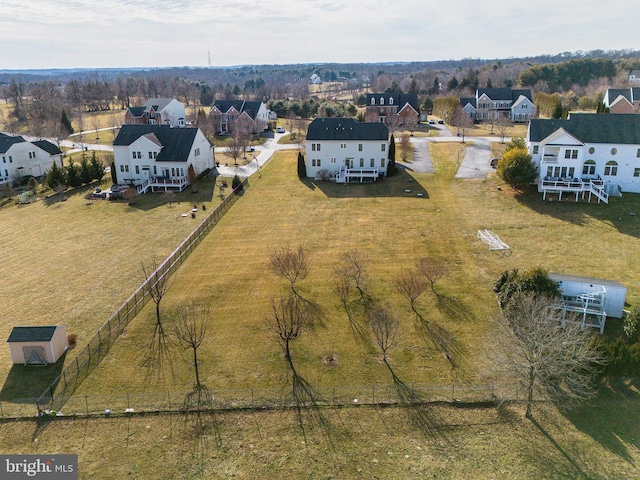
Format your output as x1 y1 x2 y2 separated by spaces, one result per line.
127 106 146 117
0 134 26 154
366 93 420 113
142 98 175 111
210 100 262 120
549 273 626 289
7 326 58 343
113 125 207 162
605 88 640 104
307 118 389 141
528 114 640 145
33 140 62 156
460 97 477 108
477 88 533 102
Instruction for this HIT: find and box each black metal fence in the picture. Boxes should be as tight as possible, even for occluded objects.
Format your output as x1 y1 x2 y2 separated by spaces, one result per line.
34 179 250 415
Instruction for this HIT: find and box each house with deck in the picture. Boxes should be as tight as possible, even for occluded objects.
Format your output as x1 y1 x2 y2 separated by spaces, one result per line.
527 114 640 203
305 118 389 183
208 100 269 135
364 93 420 129
124 98 186 128
0 133 62 186
112 125 214 193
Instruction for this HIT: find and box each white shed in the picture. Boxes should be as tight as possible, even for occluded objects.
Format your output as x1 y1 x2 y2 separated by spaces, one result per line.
549 273 627 319
6 326 68 365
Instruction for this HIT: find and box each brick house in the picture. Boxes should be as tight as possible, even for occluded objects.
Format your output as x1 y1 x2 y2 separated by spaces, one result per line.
208 100 269 135
364 93 420 129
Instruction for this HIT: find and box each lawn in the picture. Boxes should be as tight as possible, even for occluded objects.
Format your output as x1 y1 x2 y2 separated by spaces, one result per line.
0 174 222 401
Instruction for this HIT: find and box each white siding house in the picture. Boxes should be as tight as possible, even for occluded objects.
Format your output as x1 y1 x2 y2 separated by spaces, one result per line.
7 326 68 365
305 118 389 183
0 134 62 185
113 125 214 193
463 88 535 122
527 114 640 203
125 98 186 128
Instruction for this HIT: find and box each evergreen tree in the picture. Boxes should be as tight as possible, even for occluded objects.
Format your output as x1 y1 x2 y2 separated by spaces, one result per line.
90 152 105 181
66 162 83 188
486 78 493 88
60 109 74 135
231 174 243 192
46 161 67 190
297 152 307 178
79 157 93 185
110 162 117 184
387 134 397 176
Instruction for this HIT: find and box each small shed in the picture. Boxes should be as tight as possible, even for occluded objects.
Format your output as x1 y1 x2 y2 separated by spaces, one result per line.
6 326 68 366
550 273 627 319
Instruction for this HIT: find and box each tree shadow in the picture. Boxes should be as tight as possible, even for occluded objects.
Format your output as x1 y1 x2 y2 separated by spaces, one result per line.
0 351 67 402
564 378 640 465
414 314 466 371
435 292 475 323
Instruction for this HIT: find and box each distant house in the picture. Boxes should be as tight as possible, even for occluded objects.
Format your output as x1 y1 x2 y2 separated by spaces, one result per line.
112 125 214 193
7 326 68 365
527 113 640 203
124 98 186 128
603 88 640 113
364 93 420 129
208 100 269 135
310 74 322 85
462 88 535 122
305 117 389 183
629 70 640 84
0 133 62 186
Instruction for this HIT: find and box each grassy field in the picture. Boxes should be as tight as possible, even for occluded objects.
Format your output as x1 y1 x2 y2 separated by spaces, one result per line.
0 175 223 400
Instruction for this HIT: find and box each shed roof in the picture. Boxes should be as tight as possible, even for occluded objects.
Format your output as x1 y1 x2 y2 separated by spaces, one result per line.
7 326 58 343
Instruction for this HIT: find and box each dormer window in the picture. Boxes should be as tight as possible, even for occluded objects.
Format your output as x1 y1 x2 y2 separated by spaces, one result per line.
370 97 375 105
380 97 384 106
389 97 394 105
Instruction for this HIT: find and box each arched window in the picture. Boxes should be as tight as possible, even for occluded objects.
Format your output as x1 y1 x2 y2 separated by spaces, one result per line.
604 160 618 176
380 97 384 105
582 160 596 176
370 97 375 105
389 97 394 105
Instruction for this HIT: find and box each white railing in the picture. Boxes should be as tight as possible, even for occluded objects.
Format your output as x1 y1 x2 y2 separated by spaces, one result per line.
539 177 609 204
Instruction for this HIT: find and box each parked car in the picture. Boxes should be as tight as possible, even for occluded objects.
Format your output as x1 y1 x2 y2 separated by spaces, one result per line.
276 126 285 133
490 157 499 168
437 119 444 124
428 119 436 124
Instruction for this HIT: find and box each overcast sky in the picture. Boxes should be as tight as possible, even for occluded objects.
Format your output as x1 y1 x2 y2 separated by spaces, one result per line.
0 0 636 70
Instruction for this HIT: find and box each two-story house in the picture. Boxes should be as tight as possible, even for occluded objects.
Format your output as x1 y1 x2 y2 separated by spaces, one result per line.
124 98 186 128
112 125 214 193
208 100 269 135
364 93 420 129
0 133 62 186
462 88 535 122
305 118 389 183
527 114 640 203
603 88 640 114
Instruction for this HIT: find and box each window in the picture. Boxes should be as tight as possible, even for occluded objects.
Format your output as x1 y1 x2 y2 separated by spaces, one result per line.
135 165 140 174
149 152 153 159
153 152 157 159
380 97 384 106
380 159 385 168
634 168 640 177
589 147 595 154
331 158 336 164
637 148 640 158
311 159 316 167
120 165 125 172
317 159 321 167
358 144 363 151
381 144 386 152
532 145 539 154
312 144 316 151
387 108 391 114
125 165 129 172
568 167 575 178
8 156 12 163
194 148 200 156
582 160 596 176
604 161 618 176
546 166 553 177
153 166 157 175
370 158 375 167
316 144 321 151
389 97 394 105
2 157 4 163
360 158 364 167
611 148 617 155
371 97 375 105
572 150 578 159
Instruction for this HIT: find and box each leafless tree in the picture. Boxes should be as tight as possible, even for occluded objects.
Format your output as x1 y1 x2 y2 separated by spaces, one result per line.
333 249 371 303
269 245 310 296
399 133 411 161
172 300 210 390
226 135 244 166
495 115 513 144
369 305 400 366
332 266 367 342
416 258 449 294
451 106 474 143
266 292 306 370
495 293 605 419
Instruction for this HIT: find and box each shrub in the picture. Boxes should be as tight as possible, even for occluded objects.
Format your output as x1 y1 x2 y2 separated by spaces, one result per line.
231 174 243 192
317 169 331 181
497 147 537 188
67 333 78 348
597 337 640 377
493 267 560 309
624 308 640 343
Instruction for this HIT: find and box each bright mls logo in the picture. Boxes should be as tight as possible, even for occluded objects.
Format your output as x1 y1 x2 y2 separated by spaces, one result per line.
0 455 77 479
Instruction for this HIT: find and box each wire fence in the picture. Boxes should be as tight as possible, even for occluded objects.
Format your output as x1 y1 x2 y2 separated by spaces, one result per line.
2 382 522 420
34 178 250 415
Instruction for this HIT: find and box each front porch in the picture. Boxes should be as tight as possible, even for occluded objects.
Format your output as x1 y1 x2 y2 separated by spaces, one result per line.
335 166 380 184
538 176 609 204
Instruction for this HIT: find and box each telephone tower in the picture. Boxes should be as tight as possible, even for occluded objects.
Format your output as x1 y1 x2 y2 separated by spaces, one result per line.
208 44 212 68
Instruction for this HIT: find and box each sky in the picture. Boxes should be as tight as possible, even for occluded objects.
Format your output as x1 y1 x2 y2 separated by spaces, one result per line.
0 0 637 70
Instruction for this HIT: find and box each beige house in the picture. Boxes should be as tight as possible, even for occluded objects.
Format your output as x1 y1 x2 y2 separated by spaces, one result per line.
7 326 68 365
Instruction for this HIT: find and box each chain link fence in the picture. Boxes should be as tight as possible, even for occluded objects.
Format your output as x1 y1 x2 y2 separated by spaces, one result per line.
34 178 250 415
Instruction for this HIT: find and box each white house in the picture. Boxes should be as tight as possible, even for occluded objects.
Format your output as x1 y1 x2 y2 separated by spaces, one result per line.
124 98 186 128
112 125 214 193
0 134 62 186
7 326 68 365
305 117 389 183
462 88 535 122
549 273 627 333
527 114 640 203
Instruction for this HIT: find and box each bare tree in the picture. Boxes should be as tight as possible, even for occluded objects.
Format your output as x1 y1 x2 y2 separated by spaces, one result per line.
226 135 244 166
451 106 474 143
399 133 411 161
269 245 310 296
333 249 371 303
172 300 210 390
266 292 306 370
495 293 605 419
495 115 513 144
416 258 449 294
369 305 400 366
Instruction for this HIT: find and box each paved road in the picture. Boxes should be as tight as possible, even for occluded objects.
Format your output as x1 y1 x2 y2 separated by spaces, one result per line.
399 138 434 173
455 138 494 179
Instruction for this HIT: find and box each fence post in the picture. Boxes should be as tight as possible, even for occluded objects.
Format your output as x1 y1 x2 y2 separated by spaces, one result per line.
372 384 375 405
168 391 172 440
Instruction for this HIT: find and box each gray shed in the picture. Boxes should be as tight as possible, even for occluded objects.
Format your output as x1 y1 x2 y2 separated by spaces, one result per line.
7 326 68 365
